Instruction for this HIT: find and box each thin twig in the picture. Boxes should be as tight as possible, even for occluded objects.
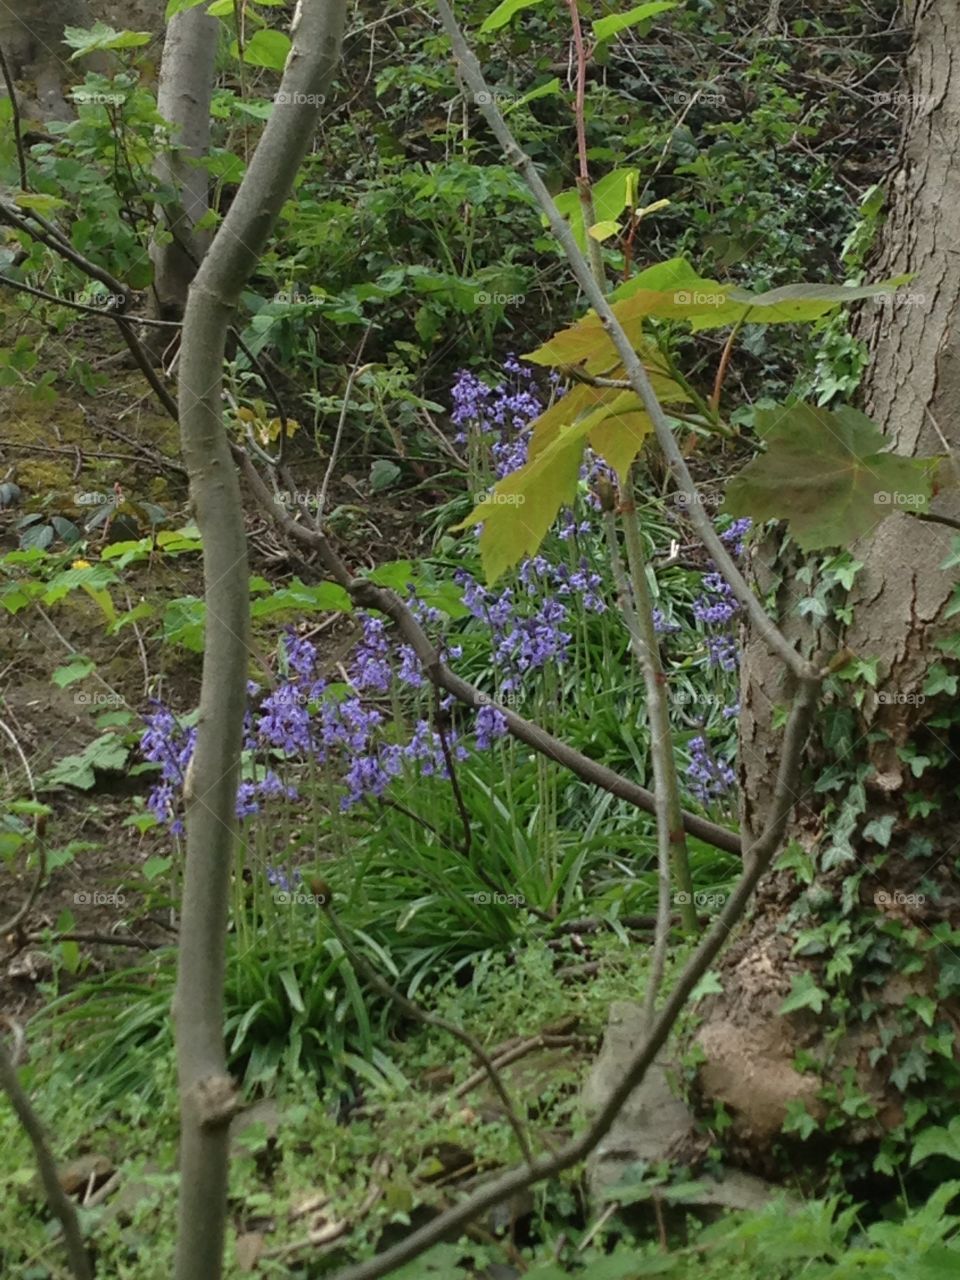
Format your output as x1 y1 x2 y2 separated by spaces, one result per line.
437 7 817 686
325 676 820 1280
237 448 743 855
0 44 28 191
317 324 374 522
0 714 46 934
0 1023 93 1280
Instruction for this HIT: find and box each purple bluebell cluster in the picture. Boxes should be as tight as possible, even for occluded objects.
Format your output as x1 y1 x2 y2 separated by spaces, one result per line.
267 866 302 893
141 614 486 834
690 520 752 672
456 558 606 692
140 705 197 835
681 517 752 804
450 355 542 480
687 734 736 804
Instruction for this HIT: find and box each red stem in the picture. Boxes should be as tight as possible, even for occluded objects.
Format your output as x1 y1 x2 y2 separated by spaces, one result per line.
566 0 590 182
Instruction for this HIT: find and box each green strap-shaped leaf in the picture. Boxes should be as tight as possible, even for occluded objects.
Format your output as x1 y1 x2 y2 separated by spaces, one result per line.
480 0 546 34
723 402 944 551
593 1 679 43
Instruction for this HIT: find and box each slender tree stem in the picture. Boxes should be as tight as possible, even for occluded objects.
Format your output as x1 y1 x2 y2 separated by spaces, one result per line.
172 6 348 1280
0 1029 93 1280
434 0 816 685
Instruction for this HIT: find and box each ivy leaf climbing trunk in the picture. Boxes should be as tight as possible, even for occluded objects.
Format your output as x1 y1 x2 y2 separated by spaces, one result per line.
695 0 960 1177
172 5 347 1280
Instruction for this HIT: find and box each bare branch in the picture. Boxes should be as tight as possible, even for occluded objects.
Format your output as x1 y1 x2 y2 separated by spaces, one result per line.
0 1024 93 1280
326 675 819 1280
238 451 742 855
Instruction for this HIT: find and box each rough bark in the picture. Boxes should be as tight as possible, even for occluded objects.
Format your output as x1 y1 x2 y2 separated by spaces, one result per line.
172 5 347 1280
695 0 960 1172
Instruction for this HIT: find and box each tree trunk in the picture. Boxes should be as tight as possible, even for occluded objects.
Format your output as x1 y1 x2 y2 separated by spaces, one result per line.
694 0 960 1177
150 5 219 326
172 5 347 1278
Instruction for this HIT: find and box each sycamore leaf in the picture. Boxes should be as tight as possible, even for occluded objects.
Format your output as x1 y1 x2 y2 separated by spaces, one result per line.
724 403 943 551
527 368 684 465
589 219 622 242
723 276 913 325
480 0 545 33
552 168 638 252
453 423 590 582
593 1 678 43
453 388 654 578
530 260 913 370
577 392 653 480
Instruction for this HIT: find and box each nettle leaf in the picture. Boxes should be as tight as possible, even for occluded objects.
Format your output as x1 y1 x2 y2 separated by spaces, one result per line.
41 732 129 791
593 1 679 43
51 657 95 688
250 581 352 620
480 0 545 34
723 403 942 552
